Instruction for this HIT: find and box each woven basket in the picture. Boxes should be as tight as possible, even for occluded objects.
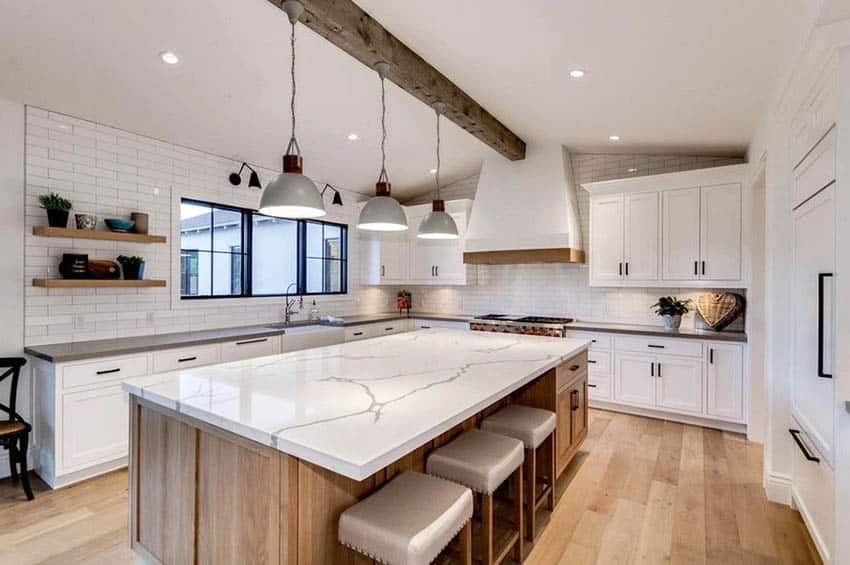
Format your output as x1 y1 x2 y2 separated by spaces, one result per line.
696 293 744 331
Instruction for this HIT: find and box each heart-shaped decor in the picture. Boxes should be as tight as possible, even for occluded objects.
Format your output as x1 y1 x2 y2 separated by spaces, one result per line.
696 293 744 331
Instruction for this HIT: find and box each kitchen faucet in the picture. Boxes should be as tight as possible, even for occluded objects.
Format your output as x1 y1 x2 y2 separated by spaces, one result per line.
283 283 301 324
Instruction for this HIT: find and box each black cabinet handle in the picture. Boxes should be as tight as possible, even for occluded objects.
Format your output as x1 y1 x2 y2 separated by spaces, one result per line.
96 368 120 375
381 265 385 277
588 384 597 388
353 331 364 337
789 429 820 462
587 360 597 364
591 339 597 343
657 363 662 378
569 364 580 371
235 338 268 346
619 262 623 276
648 344 665 349
694 261 698 275
178 356 197 363
420 325 432 329
385 327 394 331
818 273 833 378
651 363 654 377
701 261 706 275
624 262 629 276
570 389 579 411
709 348 714 364
435 266 439 277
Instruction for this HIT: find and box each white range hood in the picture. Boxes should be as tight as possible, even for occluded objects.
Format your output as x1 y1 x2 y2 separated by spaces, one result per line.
464 145 585 264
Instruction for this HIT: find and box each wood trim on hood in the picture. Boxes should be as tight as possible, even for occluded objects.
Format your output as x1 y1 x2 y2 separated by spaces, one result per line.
463 248 585 265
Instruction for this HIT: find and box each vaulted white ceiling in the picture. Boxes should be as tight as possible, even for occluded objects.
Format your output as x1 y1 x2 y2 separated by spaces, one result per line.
0 1 814 198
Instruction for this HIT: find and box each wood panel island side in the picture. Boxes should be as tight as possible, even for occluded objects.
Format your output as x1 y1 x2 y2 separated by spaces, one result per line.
122 329 589 564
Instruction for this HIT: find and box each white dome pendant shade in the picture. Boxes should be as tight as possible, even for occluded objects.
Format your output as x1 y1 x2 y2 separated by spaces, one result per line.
259 0 326 220
417 102 458 239
358 62 407 232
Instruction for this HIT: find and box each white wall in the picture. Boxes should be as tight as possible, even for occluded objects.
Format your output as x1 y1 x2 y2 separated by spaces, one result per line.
0 97 27 478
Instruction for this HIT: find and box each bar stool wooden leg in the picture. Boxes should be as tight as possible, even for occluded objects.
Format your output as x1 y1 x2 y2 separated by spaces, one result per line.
548 433 556 511
482 493 494 565
514 466 524 562
526 448 536 542
459 519 472 565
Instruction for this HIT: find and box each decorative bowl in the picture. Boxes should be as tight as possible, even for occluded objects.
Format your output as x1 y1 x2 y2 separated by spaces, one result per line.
104 218 135 232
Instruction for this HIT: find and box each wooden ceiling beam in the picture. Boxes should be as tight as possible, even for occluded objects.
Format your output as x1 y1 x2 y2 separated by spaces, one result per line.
266 0 527 161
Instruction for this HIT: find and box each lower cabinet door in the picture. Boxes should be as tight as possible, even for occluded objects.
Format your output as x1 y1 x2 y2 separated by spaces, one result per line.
614 353 656 407
62 385 129 471
556 385 574 473
571 376 588 445
706 343 744 421
656 357 703 414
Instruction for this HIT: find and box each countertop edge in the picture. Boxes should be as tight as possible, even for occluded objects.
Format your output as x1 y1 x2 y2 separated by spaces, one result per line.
567 323 747 343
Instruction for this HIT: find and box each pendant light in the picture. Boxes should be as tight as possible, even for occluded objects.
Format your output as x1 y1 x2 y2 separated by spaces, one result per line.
259 0 326 219
417 102 459 239
357 62 408 232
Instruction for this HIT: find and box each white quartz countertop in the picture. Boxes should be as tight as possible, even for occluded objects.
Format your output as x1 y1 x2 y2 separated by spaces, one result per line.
122 329 588 481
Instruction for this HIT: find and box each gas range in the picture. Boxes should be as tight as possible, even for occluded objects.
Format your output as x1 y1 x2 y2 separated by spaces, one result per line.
469 314 574 338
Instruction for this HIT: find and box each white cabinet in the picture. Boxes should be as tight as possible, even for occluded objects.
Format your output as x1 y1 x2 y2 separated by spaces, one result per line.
590 195 625 282
700 183 742 281
62 385 129 471
656 357 703 414
614 353 657 407
706 343 744 421
624 192 659 281
586 165 746 288
220 336 281 363
662 187 701 280
379 231 409 283
412 319 469 331
282 327 344 352
152 344 220 373
790 418 835 563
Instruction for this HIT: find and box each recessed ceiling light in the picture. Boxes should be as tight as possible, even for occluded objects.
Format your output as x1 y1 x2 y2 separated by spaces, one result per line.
429 168 438 174
347 133 359 141
569 69 585 78
627 167 638 173
609 135 620 141
160 51 179 65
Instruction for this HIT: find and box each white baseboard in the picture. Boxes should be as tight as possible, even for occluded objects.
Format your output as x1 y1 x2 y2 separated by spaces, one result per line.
764 471 793 505
589 399 747 434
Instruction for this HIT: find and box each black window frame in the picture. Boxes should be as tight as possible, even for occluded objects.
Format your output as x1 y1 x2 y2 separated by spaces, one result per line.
179 198 348 299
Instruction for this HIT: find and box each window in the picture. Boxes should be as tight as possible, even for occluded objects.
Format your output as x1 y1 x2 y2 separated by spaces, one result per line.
179 199 347 298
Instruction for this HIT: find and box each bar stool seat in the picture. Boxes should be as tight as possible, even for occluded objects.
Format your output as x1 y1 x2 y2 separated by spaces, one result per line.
339 471 473 565
481 405 557 542
427 429 525 564
480 405 555 450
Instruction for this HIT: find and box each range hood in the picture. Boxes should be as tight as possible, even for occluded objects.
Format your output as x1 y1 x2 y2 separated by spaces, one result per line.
464 145 585 264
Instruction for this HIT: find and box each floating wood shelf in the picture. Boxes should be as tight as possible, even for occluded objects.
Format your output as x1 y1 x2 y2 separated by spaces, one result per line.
32 226 167 244
32 279 167 289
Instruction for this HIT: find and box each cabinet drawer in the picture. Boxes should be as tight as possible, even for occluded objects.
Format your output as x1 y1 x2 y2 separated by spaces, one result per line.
414 319 469 331
790 421 834 561
152 344 219 373
793 127 835 209
61 385 128 471
556 350 588 389
345 326 373 342
614 335 702 358
565 331 611 350
588 373 611 400
220 336 280 363
62 354 148 390
587 350 611 376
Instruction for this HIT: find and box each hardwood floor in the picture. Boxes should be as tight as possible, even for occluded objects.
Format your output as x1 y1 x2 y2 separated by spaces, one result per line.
0 410 820 565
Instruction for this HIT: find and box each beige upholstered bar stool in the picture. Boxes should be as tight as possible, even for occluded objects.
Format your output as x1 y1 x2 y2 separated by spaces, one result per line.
338 471 474 565
426 429 525 565
481 405 557 541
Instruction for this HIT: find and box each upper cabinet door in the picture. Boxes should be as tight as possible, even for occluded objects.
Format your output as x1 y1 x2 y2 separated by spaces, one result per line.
661 187 701 280
700 183 741 281
590 195 624 283
624 192 659 282
433 211 467 283
380 231 408 283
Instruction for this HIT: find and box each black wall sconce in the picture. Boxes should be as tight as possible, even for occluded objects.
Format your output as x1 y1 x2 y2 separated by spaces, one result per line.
229 162 262 189
321 184 344 206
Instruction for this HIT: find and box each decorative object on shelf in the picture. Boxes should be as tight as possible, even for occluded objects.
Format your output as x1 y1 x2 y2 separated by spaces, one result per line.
320 184 344 207
131 212 149 234
229 162 262 189
418 102 459 239
396 289 412 315
74 213 97 230
651 296 693 330
696 292 744 331
358 61 408 232
87 259 120 279
104 218 135 232
38 192 72 228
58 253 89 279
259 0 326 219
117 255 145 280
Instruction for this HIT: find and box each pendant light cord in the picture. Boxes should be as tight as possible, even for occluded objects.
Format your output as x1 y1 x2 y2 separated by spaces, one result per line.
434 109 441 199
378 76 389 184
286 19 301 158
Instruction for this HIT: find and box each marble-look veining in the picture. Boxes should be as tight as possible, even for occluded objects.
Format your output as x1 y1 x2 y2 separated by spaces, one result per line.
122 329 588 480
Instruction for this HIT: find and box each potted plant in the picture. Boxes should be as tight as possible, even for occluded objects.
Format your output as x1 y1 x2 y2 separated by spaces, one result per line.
117 255 145 280
38 192 73 228
650 296 692 330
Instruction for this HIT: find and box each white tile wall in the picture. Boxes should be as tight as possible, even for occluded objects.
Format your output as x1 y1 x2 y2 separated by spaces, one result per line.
403 152 746 329
24 106 395 345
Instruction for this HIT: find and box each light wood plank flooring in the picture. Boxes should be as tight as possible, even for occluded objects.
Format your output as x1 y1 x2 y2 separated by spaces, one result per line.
0 410 820 564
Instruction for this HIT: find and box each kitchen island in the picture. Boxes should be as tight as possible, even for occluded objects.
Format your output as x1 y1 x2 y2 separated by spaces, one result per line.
122 328 589 564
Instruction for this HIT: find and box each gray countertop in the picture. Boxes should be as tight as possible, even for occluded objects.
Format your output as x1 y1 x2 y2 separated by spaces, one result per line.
324 312 473 326
567 321 747 343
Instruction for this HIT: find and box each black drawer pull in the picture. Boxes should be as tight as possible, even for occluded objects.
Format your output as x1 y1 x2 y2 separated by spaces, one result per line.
569 364 580 371
96 368 120 375
709 348 714 364
235 338 268 346
701 261 706 275
657 362 662 378
420 325 432 329
178 356 197 363
587 384 597 388
385 327 394 331
353 332 364 337
591 339 597 343
651 363 654 377
694 261 698 275
789 429 820 462
587 360 597 364
570 389 579 411
647 344 665 349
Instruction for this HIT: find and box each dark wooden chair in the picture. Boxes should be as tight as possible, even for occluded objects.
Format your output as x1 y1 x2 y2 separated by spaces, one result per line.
0 358 33 500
